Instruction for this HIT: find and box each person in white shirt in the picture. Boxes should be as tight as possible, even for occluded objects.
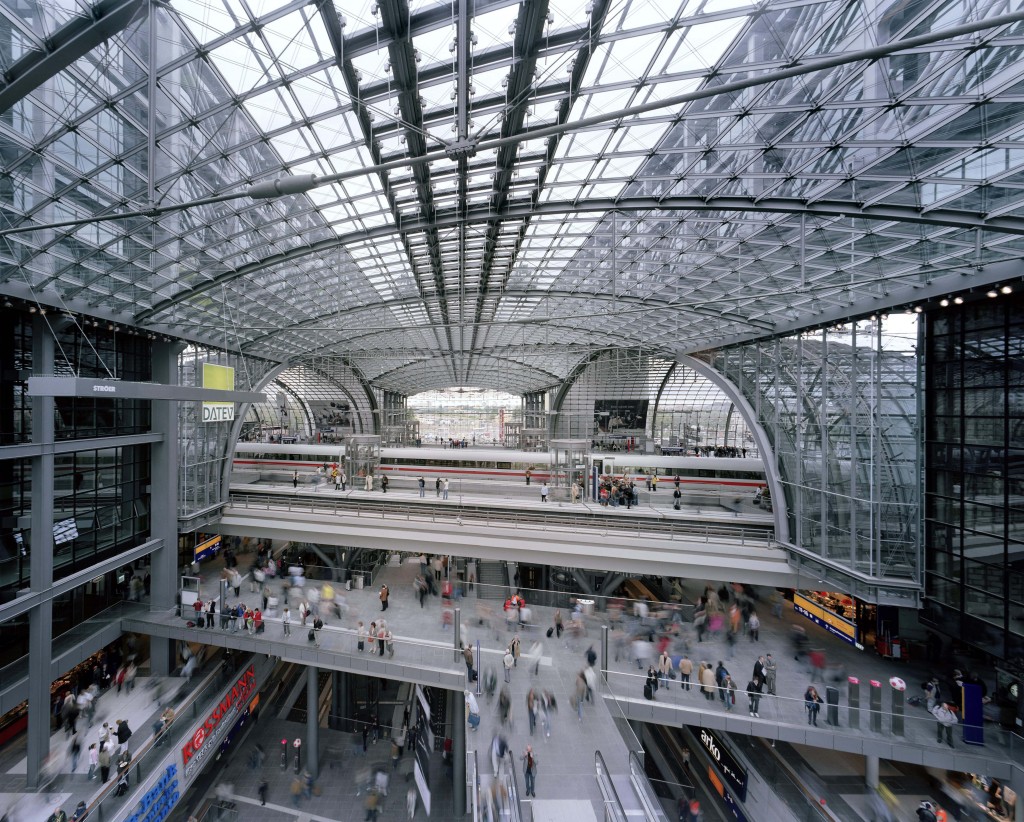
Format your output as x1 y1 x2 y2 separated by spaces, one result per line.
540 483 549 502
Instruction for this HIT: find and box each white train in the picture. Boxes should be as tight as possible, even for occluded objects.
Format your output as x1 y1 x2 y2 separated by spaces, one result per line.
232 443 766 491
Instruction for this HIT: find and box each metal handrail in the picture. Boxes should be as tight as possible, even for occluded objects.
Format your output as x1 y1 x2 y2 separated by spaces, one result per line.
628 750 672 822
594 750 628 822
227 490 775 546
502 749 525 822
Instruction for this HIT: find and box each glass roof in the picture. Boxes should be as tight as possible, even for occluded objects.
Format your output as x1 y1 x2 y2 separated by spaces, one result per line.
1 0 1024 394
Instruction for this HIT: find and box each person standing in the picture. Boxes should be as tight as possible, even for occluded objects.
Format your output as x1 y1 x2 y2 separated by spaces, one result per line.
764 654 777 695
292 470 299 489
87 743 99 780
746 675 763 717
804 685 823 726
463 645 475 679
98 743 112 782
205 598 216 628
723 675 737 711
540 483 549 502
678 654 693 692
365 473 373 491
435 477 442 497
931 701 957 747
282 605 291 636
417 476 426 497
503 647 514 683
381 474 389 494
521 745 538 798
525 468 532 486
379 584 389 612
510 634 521 667
658 650 672 690
258 778 268 806
312 615 324 648
700 663 716 701
651 474 658 492
442 477 450 500
748 610 761 641
357 621 367 652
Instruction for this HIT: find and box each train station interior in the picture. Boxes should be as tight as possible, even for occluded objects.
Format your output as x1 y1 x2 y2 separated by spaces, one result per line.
2 0 1024 819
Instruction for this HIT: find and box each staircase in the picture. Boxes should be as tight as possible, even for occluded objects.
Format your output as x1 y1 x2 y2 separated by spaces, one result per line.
475 560 507 601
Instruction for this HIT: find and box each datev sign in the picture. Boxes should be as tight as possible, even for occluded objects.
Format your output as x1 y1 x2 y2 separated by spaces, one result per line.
202 363 235 423
699 728 748 802
181 664 257 777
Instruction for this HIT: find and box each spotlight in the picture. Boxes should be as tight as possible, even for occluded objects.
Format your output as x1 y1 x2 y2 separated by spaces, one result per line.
940 298 949 307
1001 285 1012 294
987 289 998 298
953 296 963 305
29 306 37 313
913 306 923 313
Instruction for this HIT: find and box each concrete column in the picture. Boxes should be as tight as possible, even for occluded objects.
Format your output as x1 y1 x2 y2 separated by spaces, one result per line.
307 666 320 778
149 341 183 675
865 755 879 790
450 688 466 816
26 317 55 790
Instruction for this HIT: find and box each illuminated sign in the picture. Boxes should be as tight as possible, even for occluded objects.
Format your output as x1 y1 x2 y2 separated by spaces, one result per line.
202 364 235 423
794 594 858 646
123 764 178 822
699 729 747 802
193 535 221 563
181 664 257 776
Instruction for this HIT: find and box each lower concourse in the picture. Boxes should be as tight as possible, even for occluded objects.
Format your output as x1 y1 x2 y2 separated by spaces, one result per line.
2 0 1024 818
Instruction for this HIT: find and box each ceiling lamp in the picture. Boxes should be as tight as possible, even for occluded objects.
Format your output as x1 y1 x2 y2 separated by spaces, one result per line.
953 296 963 305
1000 284 1012 294
987 288 998 298
939 298 949 307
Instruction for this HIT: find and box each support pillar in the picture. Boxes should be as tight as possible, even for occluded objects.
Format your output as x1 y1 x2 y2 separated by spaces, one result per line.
454 606 461 662
26 317 55 789
331 670 350 731
450 688 466 816
150 341 184 675
307 666 320 778
865 755 879 790
600 625 609 684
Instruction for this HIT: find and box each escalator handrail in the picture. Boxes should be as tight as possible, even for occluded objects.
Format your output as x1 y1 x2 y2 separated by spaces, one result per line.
628 749 672 822
594 749 629 822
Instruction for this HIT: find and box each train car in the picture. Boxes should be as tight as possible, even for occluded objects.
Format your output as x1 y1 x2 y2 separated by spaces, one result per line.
231 443 766 493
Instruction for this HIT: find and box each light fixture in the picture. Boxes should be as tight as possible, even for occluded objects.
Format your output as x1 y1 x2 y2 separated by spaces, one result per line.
913 305 923 313
1000 284 1012 294
954 296 963 305
940 298 949 307
987 288 998 298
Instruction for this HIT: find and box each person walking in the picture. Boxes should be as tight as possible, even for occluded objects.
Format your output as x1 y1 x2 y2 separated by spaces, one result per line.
258 778 269 806
540 483 549 502
379 584 389 612
764 654 777 695
510 634 521 667
282 605 291 636
746 675 763 717
748 610 760 641
931 701 957 747
87 743 99 780
521 746 538 798
525 468 532 486
804 685 823 726
503 648 514 683
292 470 299 489
381 474 389 494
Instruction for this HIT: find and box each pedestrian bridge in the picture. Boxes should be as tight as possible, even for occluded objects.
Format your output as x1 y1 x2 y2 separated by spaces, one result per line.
220 490 794 588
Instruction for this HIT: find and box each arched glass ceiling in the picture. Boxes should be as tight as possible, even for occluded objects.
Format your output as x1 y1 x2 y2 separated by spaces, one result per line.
1 0 1024 394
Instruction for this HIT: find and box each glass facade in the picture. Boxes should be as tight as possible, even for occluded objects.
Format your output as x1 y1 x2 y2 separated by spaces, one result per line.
923 293 1024 660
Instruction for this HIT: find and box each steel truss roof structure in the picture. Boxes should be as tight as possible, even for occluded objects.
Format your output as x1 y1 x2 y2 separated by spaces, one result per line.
1 0 1024 394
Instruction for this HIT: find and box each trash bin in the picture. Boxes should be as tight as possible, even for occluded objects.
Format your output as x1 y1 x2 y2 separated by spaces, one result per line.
578 598 595 616
353 574 364 590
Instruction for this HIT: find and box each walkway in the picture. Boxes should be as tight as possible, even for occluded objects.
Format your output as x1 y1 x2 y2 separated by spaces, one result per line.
219 491 793 588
